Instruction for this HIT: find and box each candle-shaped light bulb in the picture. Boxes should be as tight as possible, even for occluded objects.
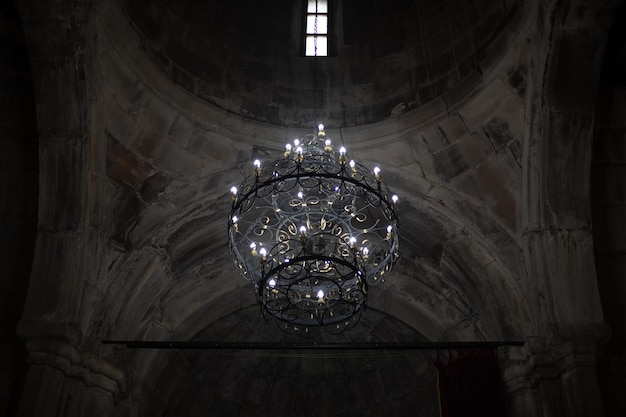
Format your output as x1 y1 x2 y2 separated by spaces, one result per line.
253 159 261 176
296 146 304 163
374 166 381 181
339 146 347 165
324 138 332 152
230 186 238 195
250 242 258 256
392 194 399 204
285 143 292 156
259 247 267 260
318 123 324 132
231 215 239 231
349 160 356 169
268 278 276 288
362 247 370 258
317 289 325 299
349 236 357 248
294 139 300 147
297 191 304 199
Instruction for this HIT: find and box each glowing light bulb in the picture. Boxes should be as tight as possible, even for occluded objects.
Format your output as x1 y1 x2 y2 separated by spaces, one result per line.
374 167 381 177
339 147 346 155
259 247 267 257
298 191 304 199
285 144 292 151
349 237 357 247
294 139 300 147
392 194 399 204
230 186 238 195
349 160 356 169
362 247 370 256
254 159 261 168
232 216 238 223
387 225 393 234
299 225 307 234
317 290 325 299
295 146 304 163
268 278 276 288
318 124 324 132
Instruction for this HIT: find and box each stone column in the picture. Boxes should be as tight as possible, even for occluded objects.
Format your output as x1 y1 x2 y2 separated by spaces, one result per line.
16 322 126 417
502 324 610 417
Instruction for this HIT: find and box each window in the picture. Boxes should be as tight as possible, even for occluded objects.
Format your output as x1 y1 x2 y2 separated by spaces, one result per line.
305 0 328 56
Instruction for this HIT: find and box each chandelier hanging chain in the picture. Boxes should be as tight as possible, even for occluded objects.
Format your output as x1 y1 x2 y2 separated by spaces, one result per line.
312 0 319 123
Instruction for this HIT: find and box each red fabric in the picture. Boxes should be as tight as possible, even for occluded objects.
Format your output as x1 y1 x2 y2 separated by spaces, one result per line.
435 349 504 417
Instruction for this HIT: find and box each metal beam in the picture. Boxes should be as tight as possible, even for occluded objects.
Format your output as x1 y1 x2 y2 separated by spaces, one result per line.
103 340 524 350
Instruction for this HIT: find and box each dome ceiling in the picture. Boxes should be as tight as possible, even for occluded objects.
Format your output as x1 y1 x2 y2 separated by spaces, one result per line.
124 0 523 127
94 0 534 413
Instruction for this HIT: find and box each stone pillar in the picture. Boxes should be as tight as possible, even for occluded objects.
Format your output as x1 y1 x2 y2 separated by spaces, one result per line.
16 322 126 417
502 324 610 417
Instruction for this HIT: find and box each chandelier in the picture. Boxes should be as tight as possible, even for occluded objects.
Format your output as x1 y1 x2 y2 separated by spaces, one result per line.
228 124 399 334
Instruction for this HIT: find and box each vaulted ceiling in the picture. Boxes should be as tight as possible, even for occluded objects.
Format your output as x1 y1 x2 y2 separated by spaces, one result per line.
6 0 623 415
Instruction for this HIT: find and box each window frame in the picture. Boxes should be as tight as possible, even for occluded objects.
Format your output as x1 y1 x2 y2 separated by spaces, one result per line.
305 0 329 57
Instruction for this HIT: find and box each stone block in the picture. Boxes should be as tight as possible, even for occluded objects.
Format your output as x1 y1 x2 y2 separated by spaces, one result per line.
133 123 204 178
103 90 140 144
545 111 594 227
491 189 518 230
30 57 83 137
127 203 175 249
38 137 88 231
433 143 468 180
167 115 194 147
106 133 155 191
483 116 516 151
188 128 251 170
458 78 515 133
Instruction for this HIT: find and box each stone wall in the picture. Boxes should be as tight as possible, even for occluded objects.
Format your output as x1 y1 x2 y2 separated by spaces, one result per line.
0 2 38 415
592 2 626 415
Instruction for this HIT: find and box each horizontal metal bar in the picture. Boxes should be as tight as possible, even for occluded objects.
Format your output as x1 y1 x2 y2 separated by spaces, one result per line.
103 340 524 350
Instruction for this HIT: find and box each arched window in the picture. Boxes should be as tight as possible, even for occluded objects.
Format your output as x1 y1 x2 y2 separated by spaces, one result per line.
305 0 328 56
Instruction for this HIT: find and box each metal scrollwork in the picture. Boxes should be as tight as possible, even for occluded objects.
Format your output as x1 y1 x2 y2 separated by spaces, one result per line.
228 127 399 335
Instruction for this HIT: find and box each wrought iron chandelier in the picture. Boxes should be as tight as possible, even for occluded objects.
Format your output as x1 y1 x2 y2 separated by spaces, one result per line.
228 124 399 334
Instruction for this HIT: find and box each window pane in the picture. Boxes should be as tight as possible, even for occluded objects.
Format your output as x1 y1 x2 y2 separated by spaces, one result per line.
305 35 328 56
306 15 328 34
307 0 328 13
